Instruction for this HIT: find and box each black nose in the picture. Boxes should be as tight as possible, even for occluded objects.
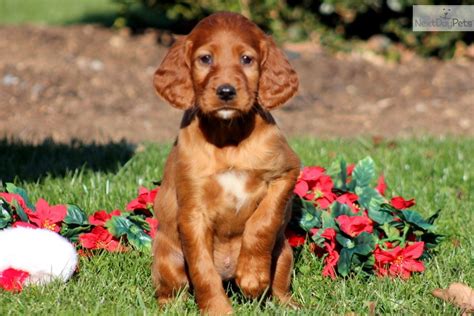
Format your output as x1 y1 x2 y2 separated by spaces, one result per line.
216 84 236 101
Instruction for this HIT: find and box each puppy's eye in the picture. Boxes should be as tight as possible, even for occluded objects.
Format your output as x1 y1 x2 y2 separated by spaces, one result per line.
199 55 213 65
240 55 253 65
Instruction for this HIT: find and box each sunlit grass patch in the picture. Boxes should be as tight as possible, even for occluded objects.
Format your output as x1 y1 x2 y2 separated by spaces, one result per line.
0 138 472 315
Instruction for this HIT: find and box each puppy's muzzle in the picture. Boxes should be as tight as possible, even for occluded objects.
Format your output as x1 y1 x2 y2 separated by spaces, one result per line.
216 84 236 101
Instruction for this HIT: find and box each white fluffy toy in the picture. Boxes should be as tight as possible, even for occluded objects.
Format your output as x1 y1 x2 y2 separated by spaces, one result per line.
0 227 78 286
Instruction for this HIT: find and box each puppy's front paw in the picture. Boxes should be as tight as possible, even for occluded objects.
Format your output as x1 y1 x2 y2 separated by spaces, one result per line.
273 293 302 310
202 297 233 316
235 255 271 298
157 295 174 307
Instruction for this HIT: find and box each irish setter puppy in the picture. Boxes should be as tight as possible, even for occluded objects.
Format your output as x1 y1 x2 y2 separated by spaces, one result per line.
151 12 300 315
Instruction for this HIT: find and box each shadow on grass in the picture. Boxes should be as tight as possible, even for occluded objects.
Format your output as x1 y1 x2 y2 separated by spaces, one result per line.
67 12 117 28
0 138 135 183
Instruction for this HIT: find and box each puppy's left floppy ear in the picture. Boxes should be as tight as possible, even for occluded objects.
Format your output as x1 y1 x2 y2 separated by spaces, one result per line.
258 36 299 109
154 37 194 110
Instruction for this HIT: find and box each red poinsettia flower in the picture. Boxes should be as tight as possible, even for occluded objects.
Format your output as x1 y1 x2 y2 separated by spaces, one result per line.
294 167 324 197
145 217 159 239
346 164 356 176
320 228 339 279
391 196 415 210
310 175 336 209
336 214 373 237
88 210 121 226
374 242 425 279
375 175 387 196
336 192 359 213
300 166 326 181
12 221 37 229
126 187 159 211
79 226 123 252
26 199 67 232
309 227 319 236
293 181 309 199
0 192 29 211
322 247 340 279
285 229 306 247
0 268 30 292
294 168 336 209
320 227 336 241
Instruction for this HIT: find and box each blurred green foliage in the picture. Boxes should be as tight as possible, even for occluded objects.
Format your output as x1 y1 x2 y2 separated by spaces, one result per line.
112 0 474 59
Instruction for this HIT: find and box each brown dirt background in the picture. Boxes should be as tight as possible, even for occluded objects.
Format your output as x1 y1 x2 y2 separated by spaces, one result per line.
1 25 473 144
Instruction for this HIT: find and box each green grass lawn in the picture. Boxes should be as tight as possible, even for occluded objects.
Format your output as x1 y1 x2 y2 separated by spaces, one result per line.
0 138 473 315
0 0 117 25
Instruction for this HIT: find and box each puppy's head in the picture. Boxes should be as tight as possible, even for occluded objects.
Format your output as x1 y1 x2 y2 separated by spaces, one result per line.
154 12 298 120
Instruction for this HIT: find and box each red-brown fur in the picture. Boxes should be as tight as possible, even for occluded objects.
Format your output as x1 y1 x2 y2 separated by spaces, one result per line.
151 12 300 315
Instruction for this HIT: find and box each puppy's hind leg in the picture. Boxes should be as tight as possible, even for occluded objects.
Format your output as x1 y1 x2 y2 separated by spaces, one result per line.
152 232 189 306
270 238 300 309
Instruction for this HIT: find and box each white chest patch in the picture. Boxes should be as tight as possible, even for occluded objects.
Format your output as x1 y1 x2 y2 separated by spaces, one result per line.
216 171 249 212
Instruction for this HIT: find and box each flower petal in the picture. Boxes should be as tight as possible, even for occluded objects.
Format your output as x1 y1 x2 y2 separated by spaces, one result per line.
12 221 37 229
293 180 309 198
375 175 387 196
0 268 30 292
402 242 424 259
336 214 373 237
145 217 159 239
391 196 416 210
300 166 325 181
402 259 425 272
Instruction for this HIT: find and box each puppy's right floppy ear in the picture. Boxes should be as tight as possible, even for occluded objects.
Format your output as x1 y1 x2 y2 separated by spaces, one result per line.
154 37 194 110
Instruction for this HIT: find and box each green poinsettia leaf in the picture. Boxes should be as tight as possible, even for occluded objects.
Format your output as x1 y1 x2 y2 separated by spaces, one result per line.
353 232 376 255
311 233 325 247
105 216 133 237
368 207 394 224
60 225 92 242
321 210 337 229
420 232 445 250
0 206 13 229
352 253 375 272
427 209 441 225
400 210 434 231
351 157 376 189
381 222 400 239
128 214 150 230
336 233 355 249
12 200 29 222
300 212 321 231
126 225 152 252
64 205 89 225
6 183 35 210
105 216 151 251
331 202 353 218
380 203 398 212
368 195 387 213
356 187 386 212
337 248 353 277
326 158 347 190
339 159 348 191
299 199 322 231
